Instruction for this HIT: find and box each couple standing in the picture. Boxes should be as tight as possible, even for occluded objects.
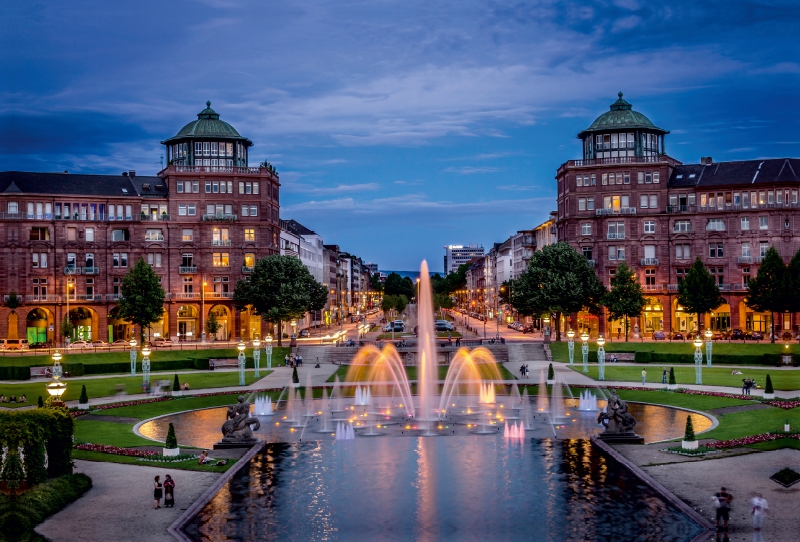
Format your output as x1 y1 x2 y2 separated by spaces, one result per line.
153 474 176 509
519 364 529 379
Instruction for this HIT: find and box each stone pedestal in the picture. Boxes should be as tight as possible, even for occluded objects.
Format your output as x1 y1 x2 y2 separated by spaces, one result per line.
597 432 644 444
214 438 258 450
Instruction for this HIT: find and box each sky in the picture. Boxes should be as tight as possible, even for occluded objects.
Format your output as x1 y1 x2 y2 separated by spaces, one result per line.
2 1 800 272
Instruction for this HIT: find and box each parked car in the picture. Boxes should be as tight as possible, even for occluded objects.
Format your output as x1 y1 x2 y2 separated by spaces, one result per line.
68 340 91 349
152 337 174 346
729 329 745 340
653 330 666 340
299 329 310 338
29 342 49 349
711 332 727 341
383 324 393 332
112 339 132 346
670 332 684 341
522 325 534 334
749 331 764 341
91 340 108 347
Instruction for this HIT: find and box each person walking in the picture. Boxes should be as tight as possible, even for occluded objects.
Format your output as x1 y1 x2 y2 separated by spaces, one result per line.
713 487 733 532
661 368 668 385
641 369 647 385
750 492 768 531
163 474 175 508
153 475 163 509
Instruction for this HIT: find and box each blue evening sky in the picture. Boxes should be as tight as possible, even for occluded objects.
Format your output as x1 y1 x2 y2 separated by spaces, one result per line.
2 1 800 272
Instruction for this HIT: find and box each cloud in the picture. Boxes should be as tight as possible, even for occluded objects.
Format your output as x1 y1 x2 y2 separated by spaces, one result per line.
497 184 537 191
282 182 380 195
443 166 500 174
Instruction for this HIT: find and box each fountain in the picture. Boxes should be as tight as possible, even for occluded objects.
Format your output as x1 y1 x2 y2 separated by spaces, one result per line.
254 394 274 416
537 369 549 413
578 389 599 412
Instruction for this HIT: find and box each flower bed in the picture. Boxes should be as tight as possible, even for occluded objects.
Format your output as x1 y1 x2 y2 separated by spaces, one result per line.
74 443 157 457
762 400 800 410
706 433 800 449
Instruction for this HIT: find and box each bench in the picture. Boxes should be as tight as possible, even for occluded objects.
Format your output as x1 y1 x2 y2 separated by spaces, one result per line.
209 358 239 370
30 367 50 378
607 353 636 362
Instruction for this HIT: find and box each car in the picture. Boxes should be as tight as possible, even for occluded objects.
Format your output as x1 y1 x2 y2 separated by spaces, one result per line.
729 329 745 340
711 332 726 341
91 340 108 347
670 332 684 341
28 342 50 349
383 324 393 332
112 339 132 346
299 329 310 338
749 331 764 341
522 325 534 334
152 337 174 346
392 323 405 332
653 330 666 340
68 340 91 349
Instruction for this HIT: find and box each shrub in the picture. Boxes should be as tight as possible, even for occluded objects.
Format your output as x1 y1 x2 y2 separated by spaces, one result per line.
173 374 181 392
78 385 88 404
292 366 299 384
165 422 178 449
684 415 696 442
668 367 676 386
37 396 43 408
634 351 653 363
63 362 84 377
0 366 31 381
765 374 774 394
547 363 554 381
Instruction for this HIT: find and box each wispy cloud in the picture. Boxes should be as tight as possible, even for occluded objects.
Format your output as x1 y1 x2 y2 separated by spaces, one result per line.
282 182 380 194
443 166 500 174
497 184 536 191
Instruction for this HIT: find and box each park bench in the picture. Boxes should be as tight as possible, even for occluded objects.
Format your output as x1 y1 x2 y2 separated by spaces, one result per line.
209 358 239 370
608 353 636 362
30 367 50 378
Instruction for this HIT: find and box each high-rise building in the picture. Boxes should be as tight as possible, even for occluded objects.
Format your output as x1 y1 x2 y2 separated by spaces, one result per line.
444 244 484 275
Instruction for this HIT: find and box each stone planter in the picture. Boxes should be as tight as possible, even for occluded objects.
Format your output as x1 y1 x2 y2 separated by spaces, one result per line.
546 379 555 386
172 390 183 397
77 402 90 410
681 440 698 450
764 393 775 399
785 423 791 432
667 384 677 391
162 447 180 457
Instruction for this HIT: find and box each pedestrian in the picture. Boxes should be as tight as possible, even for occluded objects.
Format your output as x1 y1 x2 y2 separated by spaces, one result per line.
712 486 733 532
617 327 621 340
163 474 175 508
153 475 163 509
641 369 647 385
750 492 768 531
284 354 290 367
661 368 667 384
525 364 530 379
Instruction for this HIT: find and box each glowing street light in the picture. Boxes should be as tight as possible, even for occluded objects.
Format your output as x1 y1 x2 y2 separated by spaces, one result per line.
543 315 551 345
596 335 606 381
265 335 273 369
47 350 66 405
566 329 576 366
141 345 151 388
252 338 262 377
129 338 137 377
704 328 713 367
693 336 703 384
580 331 590 373
237 341 247 386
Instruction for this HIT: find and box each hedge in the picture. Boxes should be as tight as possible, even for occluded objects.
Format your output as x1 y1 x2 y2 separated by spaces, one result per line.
0 473 92 541
0 366 31 380
619 352 783 366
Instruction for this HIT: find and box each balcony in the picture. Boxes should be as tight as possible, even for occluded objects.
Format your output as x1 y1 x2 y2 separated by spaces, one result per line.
72 294 103 301
211 239 232 247
106 294 121 301
172 165 264 175
667 284 679 291
595 207 637 217
665 205 697 214
586 259 596 267
737 256 753 264
179 266 198 274
84 267 100 275
25 294 61 302
242 266 254 273
64 266 82 275
640 258 660 266
558 154 681 174
606 233 626 240
0 212 25 220
202 214 238 222
204 292 233 299
642 284 663 292
141 214 171 221
755 256 764 264
174 292 201 300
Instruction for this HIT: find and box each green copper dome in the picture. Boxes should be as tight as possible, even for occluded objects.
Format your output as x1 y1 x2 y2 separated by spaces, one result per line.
161 101 253 145
578 93 668 138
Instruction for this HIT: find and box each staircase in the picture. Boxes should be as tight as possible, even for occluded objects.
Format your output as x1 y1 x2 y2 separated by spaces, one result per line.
295 345 333 365
507 343 546 363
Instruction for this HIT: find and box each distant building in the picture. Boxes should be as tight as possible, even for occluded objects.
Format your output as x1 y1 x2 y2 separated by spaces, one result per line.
444 244 484 275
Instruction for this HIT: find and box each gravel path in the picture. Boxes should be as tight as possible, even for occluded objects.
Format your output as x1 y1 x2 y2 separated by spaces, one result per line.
36 460 221 542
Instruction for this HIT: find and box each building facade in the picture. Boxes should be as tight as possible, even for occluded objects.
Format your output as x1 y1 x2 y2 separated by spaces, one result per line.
556 93 800 337
444 244 484 275
0 102 280 344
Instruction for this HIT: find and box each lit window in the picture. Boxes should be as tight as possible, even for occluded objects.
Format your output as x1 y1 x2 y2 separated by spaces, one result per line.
182 229 193 242
244 228 255 241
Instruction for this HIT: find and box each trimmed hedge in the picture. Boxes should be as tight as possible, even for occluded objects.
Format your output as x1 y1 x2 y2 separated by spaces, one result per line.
0 473 92 541
0 366 31 381
634 351 652 363
599 351 783 366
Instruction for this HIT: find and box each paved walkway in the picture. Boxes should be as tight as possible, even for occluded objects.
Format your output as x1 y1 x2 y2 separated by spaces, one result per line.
36 460 222 542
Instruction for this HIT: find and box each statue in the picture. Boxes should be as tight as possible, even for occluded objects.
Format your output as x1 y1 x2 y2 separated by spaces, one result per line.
214 395 261 449
596 389 643 444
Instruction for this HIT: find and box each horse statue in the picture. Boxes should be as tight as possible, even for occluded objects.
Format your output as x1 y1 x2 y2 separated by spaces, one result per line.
597 390 638 434
218 395 260 445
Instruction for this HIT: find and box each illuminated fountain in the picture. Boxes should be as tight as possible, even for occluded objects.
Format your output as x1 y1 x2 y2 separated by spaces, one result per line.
254 395 274 416
578 390 599 412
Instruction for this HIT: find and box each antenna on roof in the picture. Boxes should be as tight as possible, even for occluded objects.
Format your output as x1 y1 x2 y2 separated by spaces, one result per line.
158 154 164 169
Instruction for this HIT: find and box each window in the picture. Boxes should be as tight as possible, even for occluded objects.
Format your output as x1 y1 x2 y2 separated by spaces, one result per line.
653 172 660 183
586 196 594 210
182 229 193 242
182 254 194 267
66 227 77 241
85 228 94 242
776 190 783 204
637 171 644 184
645 172 652 184
649 195 657 209
741 217 750 230
188 204 196 216
213 275 230 293
581 223 591 235
212 252 230 267
741 242 751 257
249 205 258 217
244 253 255 268
30 227 49 240
32 253 39 268
643 220 655 234
759 242 769 257
616 246 626 260
615 172 622 185
578 198 586 211
759 191 766 205
675 244 690 259
86 278 94 297
32 278 48 298
576 175 584 187
121 253 128 267
607 222 625 239
176 181 184 193
623 172 630 184
768 191 774 204
111 229 129 242
742 267 751 285
608 245 617 260
582 247 592 260
759 216 769 229
640 194 648 208
239 182 245 194
205 181 212 193
645 268 656 286
125 205 132 220
706 219 726 231
183 276 194 294
244 228 255 241
709 267 724 286
147 253 162 268
145 229 164 242
85 253 94 268
676 268 688 284
179 204 187 216
8 202 18 214
674 220 691 232
709 243 724 258
212 228 230 245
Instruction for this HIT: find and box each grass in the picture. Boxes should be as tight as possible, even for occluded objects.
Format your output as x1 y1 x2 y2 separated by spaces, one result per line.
88 391 284 419
567 365 800 391
0 370 269 407
326 363 516 382
71 449 235 472
550 341 800 364
0 346 291 368
516 386 752 410
700 408 800 441
749 439 800 451
74 420 158 447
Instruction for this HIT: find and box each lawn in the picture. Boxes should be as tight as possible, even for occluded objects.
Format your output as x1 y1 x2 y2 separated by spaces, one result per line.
517 386 753 410
550 341 800 361
0 370 269 407
567 365 800 391
699 408 800 441
326 363 516 382
71 449 235 472
88 391 284 419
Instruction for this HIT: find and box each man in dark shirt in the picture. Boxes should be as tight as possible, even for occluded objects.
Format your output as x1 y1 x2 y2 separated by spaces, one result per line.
714 486 733 531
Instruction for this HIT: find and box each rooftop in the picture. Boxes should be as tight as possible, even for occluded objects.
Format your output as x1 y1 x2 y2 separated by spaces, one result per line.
162 101 253 146
0 171 161 197
578 93 668 139
669 158 800 188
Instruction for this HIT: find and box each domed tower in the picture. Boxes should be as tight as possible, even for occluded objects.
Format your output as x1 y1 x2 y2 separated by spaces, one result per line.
161 101 253 167
578 92 669 161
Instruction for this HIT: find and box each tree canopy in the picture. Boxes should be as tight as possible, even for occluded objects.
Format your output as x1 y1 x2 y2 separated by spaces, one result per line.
384 272 415 299
676 257 724 336
602 263 646 342
431 264 468 295
513 242 606 340
747 246 787 342
116 257 166 343
232 255 328 345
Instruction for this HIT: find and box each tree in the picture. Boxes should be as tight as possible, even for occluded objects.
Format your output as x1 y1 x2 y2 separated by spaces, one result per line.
116 258 166 344
5 292 20 312
513 242 606 341
786 248 800 325
292 366 299 384
60 315 74 343
232 255 327 346
369 273 384 294
498 280 514 306
165 422 178 449
384 272 415 299
433 293 454 312
677 258 724 337
747 246 787 343
205 310 221 339
37 395 43 408
78 385 88 404
173 374 180 392
602 263 646 342
765 374 774 395
683 415 695 442
547 363 554 381
668 367 676 386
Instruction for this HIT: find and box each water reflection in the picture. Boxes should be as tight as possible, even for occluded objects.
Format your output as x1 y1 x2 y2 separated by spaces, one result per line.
183 438 704 542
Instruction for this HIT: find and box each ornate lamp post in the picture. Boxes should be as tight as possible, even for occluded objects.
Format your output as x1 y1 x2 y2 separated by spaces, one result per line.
580 331 590 373
141 345 152 388
290 320 298 348
129 338 137 377
704 329 713 367
47 351 67 406
566 329 575 366
693 336 703 385
252 338 262 377
543 316 551 345
596 335 606 381
237 341 246 386
265 335 273 369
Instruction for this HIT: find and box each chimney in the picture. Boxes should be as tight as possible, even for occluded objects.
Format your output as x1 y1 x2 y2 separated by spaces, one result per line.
700 157 713 165
122 171 128 176
129 170 136 177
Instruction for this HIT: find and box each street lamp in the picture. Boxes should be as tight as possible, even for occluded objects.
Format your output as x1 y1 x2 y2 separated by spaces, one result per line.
580 331 590 373
693 336 703 385
237 341 246 386
252 338 262 377
543 316 551 345
129 338 138 377
47 350 66 406
265 335 273 369
141 345 152 388
704 329 713 367
201 278 207 343
566 329 575 366
596 335 606 381
290 319 298 348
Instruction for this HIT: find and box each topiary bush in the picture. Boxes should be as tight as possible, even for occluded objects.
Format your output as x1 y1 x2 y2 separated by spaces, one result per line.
547 363 554 381
292 366 299 384
765 374 774 394
37 396 43 408
165 422 178 449
684 415 696 442
173 374 180 392
668 367 676 386
78 385 88 404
